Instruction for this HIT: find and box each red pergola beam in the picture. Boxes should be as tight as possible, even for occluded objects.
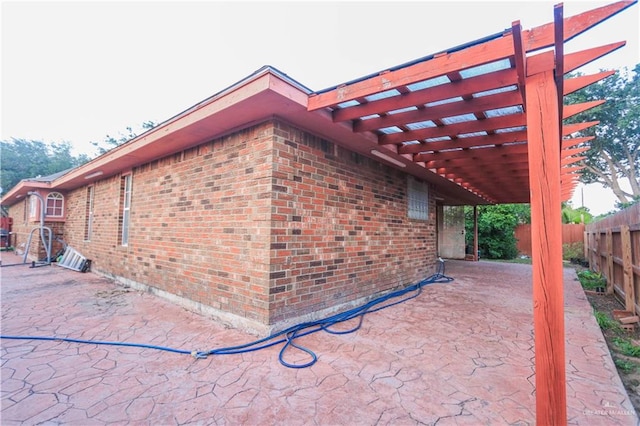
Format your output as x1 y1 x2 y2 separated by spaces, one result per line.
417 143 528 162
564 100 605 119
380 114 526 145
563 121 599 135
399 131 528 155
425 157 529 169
564 71 616 95
308 36 516 111
333 69 518 122
354 90 522 133
562 156 586 166
522 1 635 50
562 136 594 149
562 146 590 157
564 41 627 74
308 1 635 112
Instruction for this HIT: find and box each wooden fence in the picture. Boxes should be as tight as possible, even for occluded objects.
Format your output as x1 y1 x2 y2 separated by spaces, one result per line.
585 204 640 315
515 223 585 257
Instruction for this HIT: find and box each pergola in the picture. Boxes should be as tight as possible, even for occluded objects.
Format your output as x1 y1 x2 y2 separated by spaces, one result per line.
308 1 636 424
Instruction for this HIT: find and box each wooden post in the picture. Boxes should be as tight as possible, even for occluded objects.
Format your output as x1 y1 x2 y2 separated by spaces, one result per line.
526 69 567 425
606 228 614 295
584 230 589 266
474 205 479 261
621 225 635 314
594 231 601 273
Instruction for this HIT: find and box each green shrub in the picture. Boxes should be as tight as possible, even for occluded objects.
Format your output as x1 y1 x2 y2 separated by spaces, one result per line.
562 242 585 262
464 204 527 260
578 270 606 290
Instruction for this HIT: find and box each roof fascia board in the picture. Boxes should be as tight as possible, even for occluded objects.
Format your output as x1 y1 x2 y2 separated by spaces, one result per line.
1 181 51 205
54 70 306 189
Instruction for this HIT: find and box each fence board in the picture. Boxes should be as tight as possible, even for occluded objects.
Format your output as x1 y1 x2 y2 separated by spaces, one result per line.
515 223 585 257
585 204 640 316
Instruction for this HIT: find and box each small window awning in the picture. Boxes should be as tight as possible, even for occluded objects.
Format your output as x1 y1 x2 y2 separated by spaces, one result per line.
308 1 635 205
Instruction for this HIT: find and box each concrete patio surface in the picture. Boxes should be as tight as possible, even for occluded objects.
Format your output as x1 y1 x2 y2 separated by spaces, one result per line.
1 251 637 425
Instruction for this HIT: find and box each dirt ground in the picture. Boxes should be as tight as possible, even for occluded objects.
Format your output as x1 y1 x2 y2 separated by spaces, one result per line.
584 283 640 414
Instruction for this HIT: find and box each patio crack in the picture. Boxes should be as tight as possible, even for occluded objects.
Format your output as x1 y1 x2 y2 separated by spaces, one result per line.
433 397 478 425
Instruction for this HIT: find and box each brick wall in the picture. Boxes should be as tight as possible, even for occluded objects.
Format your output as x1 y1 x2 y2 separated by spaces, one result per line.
268 121 437 324
63 123 275 326
9 119 438 332
8 199 29 254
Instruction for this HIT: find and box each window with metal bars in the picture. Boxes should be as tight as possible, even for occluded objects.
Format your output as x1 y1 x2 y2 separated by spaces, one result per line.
407 177 429 220
84 186 94 241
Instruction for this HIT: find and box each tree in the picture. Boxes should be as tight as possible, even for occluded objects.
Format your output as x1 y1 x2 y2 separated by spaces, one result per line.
464 204 530 260
566 64 640 204
561 202 593 224
0 139 89 196
91 121 156 155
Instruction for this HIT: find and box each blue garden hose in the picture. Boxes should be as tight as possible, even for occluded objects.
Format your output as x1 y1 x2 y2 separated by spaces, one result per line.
1 261 453 368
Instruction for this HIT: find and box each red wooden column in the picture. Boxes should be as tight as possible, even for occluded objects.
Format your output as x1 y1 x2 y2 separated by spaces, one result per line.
526 68 567 424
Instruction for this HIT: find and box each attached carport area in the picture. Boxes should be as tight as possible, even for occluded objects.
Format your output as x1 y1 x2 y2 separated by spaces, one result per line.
0 252 636 424
307 1 636 422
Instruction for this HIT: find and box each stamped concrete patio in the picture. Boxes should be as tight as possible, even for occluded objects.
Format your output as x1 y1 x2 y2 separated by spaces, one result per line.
1 251 637 425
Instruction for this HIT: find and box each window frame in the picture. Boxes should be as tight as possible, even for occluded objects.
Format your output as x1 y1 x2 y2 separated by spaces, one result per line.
45 192 64 218
407 177 429 221
119 174 132 246
29 194 38 219
84 186 94 241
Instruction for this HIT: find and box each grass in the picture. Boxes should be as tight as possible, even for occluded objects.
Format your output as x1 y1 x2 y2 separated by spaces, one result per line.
613 337 640 357
615 358 637 374
594 309 620 331
576 270 606 290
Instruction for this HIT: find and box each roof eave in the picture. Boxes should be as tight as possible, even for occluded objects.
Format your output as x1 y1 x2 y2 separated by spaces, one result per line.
2 66 487 207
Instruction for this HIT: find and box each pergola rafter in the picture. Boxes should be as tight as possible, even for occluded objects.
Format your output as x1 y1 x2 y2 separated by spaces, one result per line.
307 1 637 423
308 1 634 206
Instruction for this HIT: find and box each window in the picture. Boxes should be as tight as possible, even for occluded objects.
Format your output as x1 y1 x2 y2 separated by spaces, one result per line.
84 186 94 241
29 195 38 218
45 192 64 217
23 199 29 224
119 175 132 246
408 177 429 220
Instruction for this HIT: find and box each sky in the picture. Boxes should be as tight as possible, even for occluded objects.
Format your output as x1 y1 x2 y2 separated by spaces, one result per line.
1 0 638 215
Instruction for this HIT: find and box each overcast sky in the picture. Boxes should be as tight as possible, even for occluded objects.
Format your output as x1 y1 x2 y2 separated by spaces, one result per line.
1 1 638 214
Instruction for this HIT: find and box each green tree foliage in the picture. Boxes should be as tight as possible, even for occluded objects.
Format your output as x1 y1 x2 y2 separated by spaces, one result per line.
566 64 640 204
561 202 593 224
91 121 156 155
0 139 90 196
464 204 530 260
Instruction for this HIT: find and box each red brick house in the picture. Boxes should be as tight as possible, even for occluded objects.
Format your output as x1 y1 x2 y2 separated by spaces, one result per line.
4 65 481 335
3 2 635 419
2 1 632 382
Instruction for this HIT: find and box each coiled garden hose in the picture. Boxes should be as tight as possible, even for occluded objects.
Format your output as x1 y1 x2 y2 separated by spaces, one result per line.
1 261 453 368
